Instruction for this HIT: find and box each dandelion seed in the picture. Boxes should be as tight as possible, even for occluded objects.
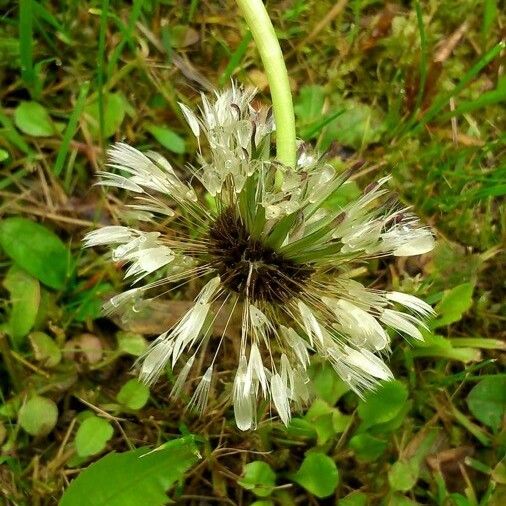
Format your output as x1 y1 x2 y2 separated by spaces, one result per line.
189 366 213 413
83 85 435 429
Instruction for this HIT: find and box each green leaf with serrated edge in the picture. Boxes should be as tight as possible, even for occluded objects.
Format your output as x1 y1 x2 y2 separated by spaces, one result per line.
3 265 40 346
0 218 72 290
18 396 58 437
467 376 506 432
116 379 150 410
60 437 200 506
291 453 339 498
238 461 276 497
75 416 114 457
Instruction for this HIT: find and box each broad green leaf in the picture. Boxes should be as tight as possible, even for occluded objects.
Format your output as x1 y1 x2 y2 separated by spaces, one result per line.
357 380 408 430
321 97 385 150
60 437 200 506
467 376 506 432
294 85 325 125
388 460 419 492
75 416 114 457
349 433 388 462
369 400 412 434
238 461 276 497
84 93 126 139
3 265 40 346
0 218 72 290
432 283 474 328
29 331 61 367
116 331 147 357
291 453 339 498
14 101 55 137
146 124 186 154
116 379 150 410
0 148 9 162
18 396 58 436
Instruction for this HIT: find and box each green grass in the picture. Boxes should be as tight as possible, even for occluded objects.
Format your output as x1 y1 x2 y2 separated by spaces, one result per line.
0 1 504 505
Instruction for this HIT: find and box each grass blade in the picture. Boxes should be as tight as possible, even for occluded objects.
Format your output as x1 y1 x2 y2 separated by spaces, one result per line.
439 81 506 120
482 0 497 48
19 0 37 95
219 31 252 86
97 0 110 146
411 41 505 134
413 0 428 114
54 81 90 177
107 0 144 75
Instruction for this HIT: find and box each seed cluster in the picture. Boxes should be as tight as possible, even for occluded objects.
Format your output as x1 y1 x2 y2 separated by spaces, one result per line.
208 208 313 303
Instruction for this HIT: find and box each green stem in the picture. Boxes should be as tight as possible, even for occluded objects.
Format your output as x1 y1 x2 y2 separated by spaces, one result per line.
236 0 296 169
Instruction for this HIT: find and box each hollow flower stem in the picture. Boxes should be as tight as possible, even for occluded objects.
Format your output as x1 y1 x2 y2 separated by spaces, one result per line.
236 0 296 169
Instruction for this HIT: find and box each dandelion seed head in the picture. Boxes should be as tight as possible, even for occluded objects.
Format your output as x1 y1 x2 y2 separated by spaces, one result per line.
83 84 435 430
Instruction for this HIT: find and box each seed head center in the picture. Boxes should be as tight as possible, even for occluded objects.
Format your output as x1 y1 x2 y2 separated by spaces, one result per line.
208 208 312 303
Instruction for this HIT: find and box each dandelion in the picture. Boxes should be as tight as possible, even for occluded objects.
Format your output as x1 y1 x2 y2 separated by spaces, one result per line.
84 85 435 430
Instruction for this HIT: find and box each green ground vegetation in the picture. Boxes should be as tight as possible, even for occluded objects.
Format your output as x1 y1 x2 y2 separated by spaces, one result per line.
0 0 505 504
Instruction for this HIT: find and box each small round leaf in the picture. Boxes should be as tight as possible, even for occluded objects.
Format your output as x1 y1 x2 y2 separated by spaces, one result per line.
388 461 419 492
116 379 150 410
116 331 147 357
238 461 276 497
14 101 55 137
467 377 506 432
18 396 58 436
29 331 62 367
75 416 114 457
291 453 339 498
357 380 408 430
